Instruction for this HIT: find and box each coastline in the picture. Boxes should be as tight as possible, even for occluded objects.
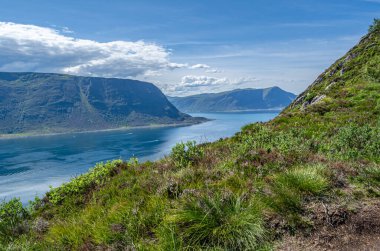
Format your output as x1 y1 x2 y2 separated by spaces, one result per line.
0 118 210 140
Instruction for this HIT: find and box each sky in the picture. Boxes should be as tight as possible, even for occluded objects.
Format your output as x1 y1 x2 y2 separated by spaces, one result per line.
0 0 378 96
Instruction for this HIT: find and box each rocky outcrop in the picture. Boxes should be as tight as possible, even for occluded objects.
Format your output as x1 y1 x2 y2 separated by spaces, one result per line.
301 95 326 110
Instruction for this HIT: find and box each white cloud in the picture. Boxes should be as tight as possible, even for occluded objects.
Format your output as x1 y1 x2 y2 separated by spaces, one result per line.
188 64 222 74
0 22 189 78
167 63 189 69
189 63 210 69
179 75 258 88
180 75 230 87
61 26 74 34
160 75 260 95
206 68 221 73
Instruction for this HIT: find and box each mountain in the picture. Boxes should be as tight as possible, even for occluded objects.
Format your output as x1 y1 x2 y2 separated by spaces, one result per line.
167 87 296 112
2 21 380 250
0 72 205 135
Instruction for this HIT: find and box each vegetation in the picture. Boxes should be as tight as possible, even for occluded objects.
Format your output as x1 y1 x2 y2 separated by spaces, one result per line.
0 19 379 250
170 140 204 168
164 193 265 250
0 199 29 245
369 18 380 33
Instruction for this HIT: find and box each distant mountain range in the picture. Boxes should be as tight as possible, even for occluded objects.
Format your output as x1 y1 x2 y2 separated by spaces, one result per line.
167 87 296 112
0 72 205 135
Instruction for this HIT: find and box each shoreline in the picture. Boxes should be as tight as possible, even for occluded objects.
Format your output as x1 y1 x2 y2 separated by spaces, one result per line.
0 119 210 140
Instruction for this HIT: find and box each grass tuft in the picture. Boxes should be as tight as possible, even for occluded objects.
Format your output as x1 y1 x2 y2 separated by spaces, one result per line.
165 193 266 250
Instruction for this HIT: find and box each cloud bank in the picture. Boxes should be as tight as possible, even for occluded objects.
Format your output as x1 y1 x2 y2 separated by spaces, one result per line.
180 75 229 87
0 22 191 78
160 75 259 95
0 22 255 96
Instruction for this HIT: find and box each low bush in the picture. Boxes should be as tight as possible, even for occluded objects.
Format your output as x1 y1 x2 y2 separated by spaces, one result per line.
357 165 380 188
48 159 123 204
330 124 380 161
368 18 380 33
170 141 204 168
0 198 30 244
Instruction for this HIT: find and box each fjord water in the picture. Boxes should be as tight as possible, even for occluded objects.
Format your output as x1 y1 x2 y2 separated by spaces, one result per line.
0 112 278 203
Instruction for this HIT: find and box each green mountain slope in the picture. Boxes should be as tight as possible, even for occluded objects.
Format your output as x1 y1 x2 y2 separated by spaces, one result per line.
168 87 296 112
0 72 204 135
1 20 379 250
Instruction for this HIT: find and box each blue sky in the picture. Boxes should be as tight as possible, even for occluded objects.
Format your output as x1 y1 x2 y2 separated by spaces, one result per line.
0 0 378 95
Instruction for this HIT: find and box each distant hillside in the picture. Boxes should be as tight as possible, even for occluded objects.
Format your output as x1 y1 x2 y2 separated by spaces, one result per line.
0 72 204 135
168 87 296 112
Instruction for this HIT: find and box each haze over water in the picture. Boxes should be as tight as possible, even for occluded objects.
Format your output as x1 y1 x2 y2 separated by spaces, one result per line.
0 112 278 203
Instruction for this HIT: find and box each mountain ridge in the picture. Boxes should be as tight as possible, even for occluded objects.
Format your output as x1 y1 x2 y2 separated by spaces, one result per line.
168 87 296 112
0 72 205 135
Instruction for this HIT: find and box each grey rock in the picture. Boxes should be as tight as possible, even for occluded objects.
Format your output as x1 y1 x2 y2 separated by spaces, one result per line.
301 95 326 111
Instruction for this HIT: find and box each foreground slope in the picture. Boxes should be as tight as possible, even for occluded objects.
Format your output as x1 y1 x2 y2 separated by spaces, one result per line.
168 87 296 112
1 21 379 250
0 72 202 135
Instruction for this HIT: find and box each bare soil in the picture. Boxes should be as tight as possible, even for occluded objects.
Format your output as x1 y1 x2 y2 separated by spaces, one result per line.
277 200 380 251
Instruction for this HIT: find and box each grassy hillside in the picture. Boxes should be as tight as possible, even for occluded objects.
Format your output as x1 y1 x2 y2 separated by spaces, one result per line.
1 20 379 250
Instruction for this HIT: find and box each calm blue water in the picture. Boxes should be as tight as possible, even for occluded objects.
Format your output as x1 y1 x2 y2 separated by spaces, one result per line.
0 112 278 203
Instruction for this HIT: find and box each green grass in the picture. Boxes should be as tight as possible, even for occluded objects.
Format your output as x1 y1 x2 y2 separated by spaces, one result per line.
164 193 266 250
0 19 379 250
267 165 328 216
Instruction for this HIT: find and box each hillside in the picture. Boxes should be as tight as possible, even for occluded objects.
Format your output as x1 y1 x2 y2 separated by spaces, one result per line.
0 20 379 250
168 87 296 112
0 72 204 135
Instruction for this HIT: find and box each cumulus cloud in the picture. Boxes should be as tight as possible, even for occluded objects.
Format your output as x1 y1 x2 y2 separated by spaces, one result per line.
0 22 189 78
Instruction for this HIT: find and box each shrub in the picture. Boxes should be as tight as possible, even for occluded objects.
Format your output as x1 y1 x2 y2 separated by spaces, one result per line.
170 141 204 168
48 159 123 204
331 124 380 161
165 193 265 250
357 165 380 188
368 18 380 33
0 198 29 243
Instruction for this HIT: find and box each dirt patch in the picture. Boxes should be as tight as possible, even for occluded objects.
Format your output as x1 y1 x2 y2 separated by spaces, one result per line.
277 200 380 251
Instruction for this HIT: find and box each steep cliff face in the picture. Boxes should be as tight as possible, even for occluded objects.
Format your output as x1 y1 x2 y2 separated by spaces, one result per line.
0 72 201 134
168 87 296 112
